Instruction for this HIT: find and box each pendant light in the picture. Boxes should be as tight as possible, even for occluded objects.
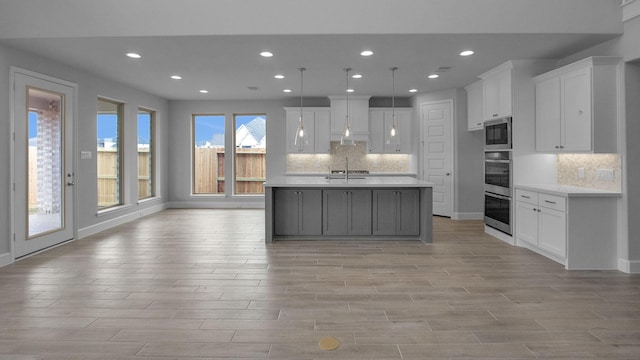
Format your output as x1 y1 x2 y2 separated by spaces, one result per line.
387 66 400 145
293 67 308 146
340 67 355 146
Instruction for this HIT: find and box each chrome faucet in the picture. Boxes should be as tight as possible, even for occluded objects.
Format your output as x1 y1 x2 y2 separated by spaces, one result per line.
345 157 349 181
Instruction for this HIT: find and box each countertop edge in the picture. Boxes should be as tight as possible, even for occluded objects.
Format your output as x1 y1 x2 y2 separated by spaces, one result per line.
515 184 622 197
265 175 433 188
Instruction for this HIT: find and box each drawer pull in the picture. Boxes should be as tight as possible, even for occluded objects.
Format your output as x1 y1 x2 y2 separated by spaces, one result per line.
520 195 531 199
544 200 557 204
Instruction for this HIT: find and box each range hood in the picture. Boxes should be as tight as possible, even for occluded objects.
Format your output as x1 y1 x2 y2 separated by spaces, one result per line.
329 95 371 141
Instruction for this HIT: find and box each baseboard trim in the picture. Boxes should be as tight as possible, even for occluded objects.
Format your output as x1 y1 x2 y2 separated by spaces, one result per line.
452 212 483 220
168 202 265 209
485 225 515 245
0 252 13 268
618 259 640 274
78 203 167 239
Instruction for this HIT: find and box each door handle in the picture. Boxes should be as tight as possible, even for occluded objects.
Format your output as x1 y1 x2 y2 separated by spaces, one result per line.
66 181 74 186
446 173 450 176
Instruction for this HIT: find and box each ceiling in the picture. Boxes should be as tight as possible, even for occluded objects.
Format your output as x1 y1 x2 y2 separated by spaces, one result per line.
0 0 623 101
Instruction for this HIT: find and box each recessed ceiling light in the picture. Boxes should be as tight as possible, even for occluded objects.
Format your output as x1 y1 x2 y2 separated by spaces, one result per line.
409 89 418 93
260 51 274 57
199 90 209 94
428 74 439 79
346 89 355 93
126 52 141 59
274 74 285 79
460 50 475 56
170 75 182 80
360 50 373 56
352 74 363 79
283 89 292 93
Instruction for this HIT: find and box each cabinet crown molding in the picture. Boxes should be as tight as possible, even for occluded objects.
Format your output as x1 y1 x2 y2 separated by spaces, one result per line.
478 61 514 79
533 56 622 82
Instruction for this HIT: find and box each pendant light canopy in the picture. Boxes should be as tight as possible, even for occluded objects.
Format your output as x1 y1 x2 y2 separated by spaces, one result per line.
340 67 355 146
293 67 307 146
388 66 400 145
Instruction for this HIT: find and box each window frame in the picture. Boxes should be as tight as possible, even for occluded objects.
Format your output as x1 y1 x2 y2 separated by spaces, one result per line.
137 107 155 201
233 113 266 196
96 97 124 211
192 114 226 195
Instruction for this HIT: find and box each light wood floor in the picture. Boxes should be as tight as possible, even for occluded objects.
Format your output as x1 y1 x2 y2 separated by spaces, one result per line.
1 209 640 359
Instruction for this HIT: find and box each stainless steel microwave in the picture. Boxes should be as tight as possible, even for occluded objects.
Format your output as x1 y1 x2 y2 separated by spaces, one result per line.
484 116 512 150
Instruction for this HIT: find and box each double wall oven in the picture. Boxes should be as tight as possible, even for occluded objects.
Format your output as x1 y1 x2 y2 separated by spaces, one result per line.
484 116 512 235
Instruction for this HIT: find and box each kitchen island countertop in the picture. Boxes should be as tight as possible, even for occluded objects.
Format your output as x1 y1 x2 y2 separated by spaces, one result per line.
264 175 433 188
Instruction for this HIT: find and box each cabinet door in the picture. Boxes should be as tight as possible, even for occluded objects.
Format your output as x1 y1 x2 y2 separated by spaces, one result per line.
372 190 396 235
314 110 331 153
348 190 372 235
286 109 315 153
538 207 567 258
535 77 562 152
515 201 538 246
368 110 385 153
323 190 348 235
466 81 483 131
274 190 301 235
384 110 412 153
561 67 592 152
396 189 420 236
497 69 512 118
298 190 322 235
483 76 500 120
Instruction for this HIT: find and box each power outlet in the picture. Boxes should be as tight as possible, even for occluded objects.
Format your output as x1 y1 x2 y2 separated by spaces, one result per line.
577 167 585 179
597 168 615 181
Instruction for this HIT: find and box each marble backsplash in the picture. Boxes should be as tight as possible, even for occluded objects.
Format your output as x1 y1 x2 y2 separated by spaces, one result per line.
557 153 621 192
287 141 410 173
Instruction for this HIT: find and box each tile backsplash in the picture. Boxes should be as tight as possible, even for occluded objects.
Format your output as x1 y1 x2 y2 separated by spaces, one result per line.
287 141 410 173
557 153 621 192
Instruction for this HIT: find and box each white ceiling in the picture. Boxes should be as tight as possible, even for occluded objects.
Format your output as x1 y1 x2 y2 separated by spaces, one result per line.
0 0 623 101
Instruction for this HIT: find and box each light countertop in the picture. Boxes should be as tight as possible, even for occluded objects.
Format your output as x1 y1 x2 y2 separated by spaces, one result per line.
515 184 621 197
265 176 433 188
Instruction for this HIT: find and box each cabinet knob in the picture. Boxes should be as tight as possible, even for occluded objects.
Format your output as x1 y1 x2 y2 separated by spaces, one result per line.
578 110 583 116
555 145 560 149
559 145 564 149
477 122 482 126
493 114 498 117
446 173 450 176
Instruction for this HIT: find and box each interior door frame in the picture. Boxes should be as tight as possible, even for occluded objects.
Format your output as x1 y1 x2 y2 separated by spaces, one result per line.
9 66 79 261
419 99 455 218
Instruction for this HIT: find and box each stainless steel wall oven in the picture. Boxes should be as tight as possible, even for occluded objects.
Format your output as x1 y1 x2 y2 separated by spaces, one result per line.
484 150 512 235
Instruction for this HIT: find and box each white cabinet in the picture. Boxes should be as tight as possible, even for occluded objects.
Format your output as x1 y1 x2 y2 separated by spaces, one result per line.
285 107 331 153
534 56 620 153
480 62 512 121
368 108 412 153
514 186 618 270
515 189 566 260
329 96 371 140
465 80 483 131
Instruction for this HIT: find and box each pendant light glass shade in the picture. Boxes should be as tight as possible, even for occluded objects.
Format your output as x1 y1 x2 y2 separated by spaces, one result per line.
294 67 308 146
387 67 400 145
340 68 355 146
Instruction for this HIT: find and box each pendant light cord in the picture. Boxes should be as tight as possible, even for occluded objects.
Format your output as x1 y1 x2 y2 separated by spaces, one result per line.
299 67 305 117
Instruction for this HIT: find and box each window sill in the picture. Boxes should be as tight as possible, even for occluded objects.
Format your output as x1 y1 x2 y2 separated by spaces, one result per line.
96 204 133 217
137 196 160 205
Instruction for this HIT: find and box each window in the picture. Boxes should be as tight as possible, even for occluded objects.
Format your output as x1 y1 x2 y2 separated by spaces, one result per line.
234 114 266 195
193 115 225 194
138 108 154 200
97 98 123 209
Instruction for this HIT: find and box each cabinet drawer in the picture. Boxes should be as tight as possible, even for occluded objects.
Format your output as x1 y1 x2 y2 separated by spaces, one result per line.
538 193 566 212
515 189 538 205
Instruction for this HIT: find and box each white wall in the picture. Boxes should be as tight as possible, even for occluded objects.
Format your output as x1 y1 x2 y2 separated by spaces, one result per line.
0 43 169 260
412 88 484 218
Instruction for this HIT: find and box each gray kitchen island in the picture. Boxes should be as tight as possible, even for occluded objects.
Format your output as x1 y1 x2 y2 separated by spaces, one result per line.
264 176 433 243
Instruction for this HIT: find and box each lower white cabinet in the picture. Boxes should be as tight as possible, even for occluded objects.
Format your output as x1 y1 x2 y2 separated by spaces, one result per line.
514 187 618 270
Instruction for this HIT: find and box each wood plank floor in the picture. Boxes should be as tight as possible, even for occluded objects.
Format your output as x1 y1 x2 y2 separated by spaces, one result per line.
1 209 640 359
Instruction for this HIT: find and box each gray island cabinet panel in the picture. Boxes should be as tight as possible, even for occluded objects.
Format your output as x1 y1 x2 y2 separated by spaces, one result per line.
323 189 372 235
373 189 420 236
273 189 322 236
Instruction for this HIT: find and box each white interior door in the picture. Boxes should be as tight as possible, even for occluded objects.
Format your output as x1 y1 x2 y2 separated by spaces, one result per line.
12 69 76 258
421 100 453 217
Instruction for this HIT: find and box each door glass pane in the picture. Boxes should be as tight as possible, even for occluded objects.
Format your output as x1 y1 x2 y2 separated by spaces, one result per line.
193 115 225 194
97 99 123 209
28 88 64 237
138 109 153 199
234 115 266 195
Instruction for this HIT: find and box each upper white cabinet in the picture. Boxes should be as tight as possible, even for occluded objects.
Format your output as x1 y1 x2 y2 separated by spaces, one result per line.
285 107 331 153
533 56 620 153
329 96 371 140
368 108 412 153
465 80 483 131
479 62 512 121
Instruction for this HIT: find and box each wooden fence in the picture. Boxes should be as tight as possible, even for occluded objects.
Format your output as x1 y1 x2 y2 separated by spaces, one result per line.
28 147 266 208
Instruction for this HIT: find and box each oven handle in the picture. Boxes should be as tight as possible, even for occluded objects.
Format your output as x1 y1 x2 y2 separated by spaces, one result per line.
484 159 511 163
485 192 511 201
